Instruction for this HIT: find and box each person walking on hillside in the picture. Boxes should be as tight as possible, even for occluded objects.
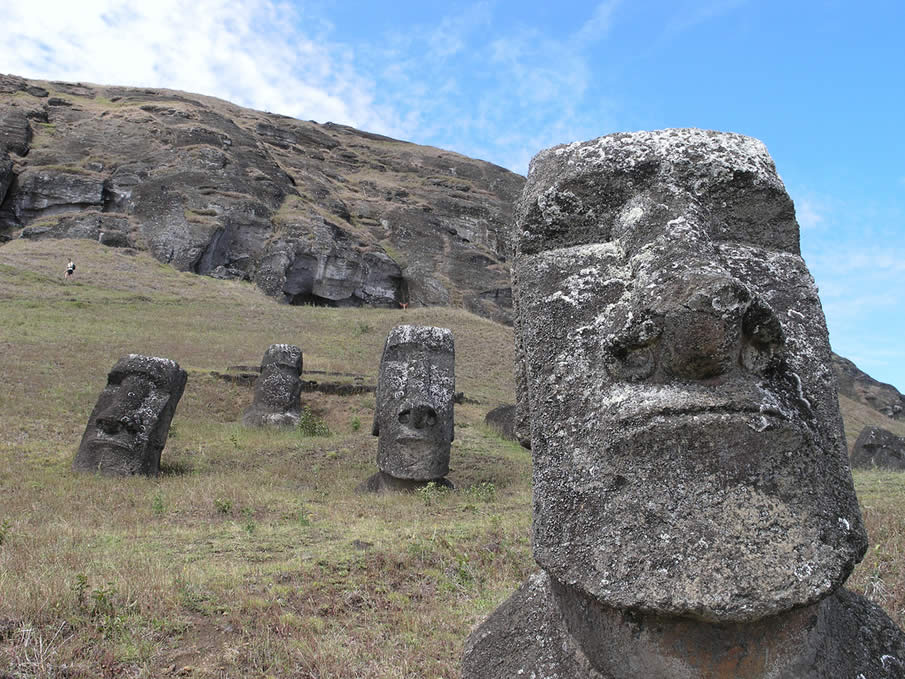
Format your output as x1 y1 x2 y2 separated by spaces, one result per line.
65 258 76 280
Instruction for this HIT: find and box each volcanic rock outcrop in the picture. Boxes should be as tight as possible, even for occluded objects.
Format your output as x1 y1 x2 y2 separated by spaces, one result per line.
463 129 905 677
361 325 455 492
73 354 187 476
851 426 905 470
0 73 523 322
833 352 905 420
242 344 303 428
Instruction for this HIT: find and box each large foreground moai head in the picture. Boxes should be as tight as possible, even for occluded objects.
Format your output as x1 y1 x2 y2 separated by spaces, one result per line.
514 129 867 622
73 355 187 476
242 344 303 427
373 325 455 480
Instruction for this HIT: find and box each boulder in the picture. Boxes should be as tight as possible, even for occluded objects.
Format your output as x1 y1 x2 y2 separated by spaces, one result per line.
73 355 187 476
371 325 455 483
851 426 905 470
242 344 303 428
484 404 517 441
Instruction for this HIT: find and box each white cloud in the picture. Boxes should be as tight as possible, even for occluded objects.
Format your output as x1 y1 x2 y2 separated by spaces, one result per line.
796 198 824 230
0 0 402 136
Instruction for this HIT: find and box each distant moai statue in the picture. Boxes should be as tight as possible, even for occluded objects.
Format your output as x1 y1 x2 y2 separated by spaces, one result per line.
73 354 187 476
851 426 905 470
242 344 303 428
462 129 905 677
360 324 455 492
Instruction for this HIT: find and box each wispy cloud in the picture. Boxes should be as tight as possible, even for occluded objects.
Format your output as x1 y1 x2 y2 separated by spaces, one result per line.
0 0 401 136
796 198 824 230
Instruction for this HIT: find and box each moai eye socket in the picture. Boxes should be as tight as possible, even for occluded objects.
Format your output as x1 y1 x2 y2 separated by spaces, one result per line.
398 409 411 425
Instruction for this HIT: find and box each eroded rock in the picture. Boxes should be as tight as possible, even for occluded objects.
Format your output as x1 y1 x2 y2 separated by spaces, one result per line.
73 355 187 476
242 344 303 428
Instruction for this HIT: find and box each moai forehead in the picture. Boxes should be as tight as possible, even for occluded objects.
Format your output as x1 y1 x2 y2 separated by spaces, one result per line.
514 129 866 622
374 325 455 480
260 344 303 372
73 355 187 476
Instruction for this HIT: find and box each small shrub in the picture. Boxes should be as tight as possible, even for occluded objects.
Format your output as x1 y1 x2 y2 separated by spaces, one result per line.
152 494 165 516
298 407 331 437
350 416 361 432
72 573 89 609
214 498 232 515
242 507 256 534
417 481 447 506
355 321 372 335
466 481 497 504
0 519 10 546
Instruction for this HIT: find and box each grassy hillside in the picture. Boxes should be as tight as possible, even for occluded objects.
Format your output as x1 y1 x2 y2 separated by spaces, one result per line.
0 240 902 677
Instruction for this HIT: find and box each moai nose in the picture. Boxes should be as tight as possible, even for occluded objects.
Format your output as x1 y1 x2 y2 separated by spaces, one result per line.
398 405 438 429
662 277 782 380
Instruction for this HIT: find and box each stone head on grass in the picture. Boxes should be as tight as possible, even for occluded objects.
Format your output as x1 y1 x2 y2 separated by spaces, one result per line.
373 324 455 481
513 128 867 621
242 344 303 428
73 354 187 476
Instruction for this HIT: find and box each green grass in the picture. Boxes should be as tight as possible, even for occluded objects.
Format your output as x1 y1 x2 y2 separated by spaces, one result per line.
0 239 902 677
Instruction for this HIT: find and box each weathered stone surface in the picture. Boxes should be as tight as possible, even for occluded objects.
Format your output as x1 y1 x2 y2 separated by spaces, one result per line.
484 404 517 441
0 152 12 206
851 426 905 470
372 325 455 481
73 355 187 476
13 168 106 221
19 212 133 246
0 74 523 323
463 571 905 679
242 344 303 428
511 128 866 622
833 352 905 420
0 106 31 156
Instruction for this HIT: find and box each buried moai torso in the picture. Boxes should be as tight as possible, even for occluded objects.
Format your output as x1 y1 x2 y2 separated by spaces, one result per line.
73 354 187 476
372 325 455 480
242 344 303 428
464 129 905 678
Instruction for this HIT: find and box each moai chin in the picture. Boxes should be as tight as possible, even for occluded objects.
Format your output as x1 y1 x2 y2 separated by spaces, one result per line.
464 129 905 678
73 354 187 476
371 324 455 483
242 344 303 428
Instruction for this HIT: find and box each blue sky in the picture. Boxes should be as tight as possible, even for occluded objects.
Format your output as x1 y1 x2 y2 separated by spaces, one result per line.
2 0 903 390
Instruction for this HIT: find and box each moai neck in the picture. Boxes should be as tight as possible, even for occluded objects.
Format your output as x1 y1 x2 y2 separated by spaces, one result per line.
551 578 826 679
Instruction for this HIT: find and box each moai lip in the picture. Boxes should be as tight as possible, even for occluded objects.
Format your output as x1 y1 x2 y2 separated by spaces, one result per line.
514 128 867 622
73 354 187 476
373 325 455 481
242 344 303 428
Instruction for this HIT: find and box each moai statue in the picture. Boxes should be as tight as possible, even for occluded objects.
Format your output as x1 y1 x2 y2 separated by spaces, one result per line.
360 324 455 492
463 129 905 678
242 344 303 428
73 354 187 476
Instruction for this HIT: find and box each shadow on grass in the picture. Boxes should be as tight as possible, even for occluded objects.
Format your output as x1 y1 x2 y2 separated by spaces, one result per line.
159 459 195 476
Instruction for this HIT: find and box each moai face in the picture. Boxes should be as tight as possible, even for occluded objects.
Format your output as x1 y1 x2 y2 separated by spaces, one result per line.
373 325 455 480
74 355 187 476
514 129 867 622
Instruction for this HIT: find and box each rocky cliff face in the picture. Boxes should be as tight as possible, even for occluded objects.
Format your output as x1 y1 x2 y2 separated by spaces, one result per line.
832 352 905 421
0 74 524 322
